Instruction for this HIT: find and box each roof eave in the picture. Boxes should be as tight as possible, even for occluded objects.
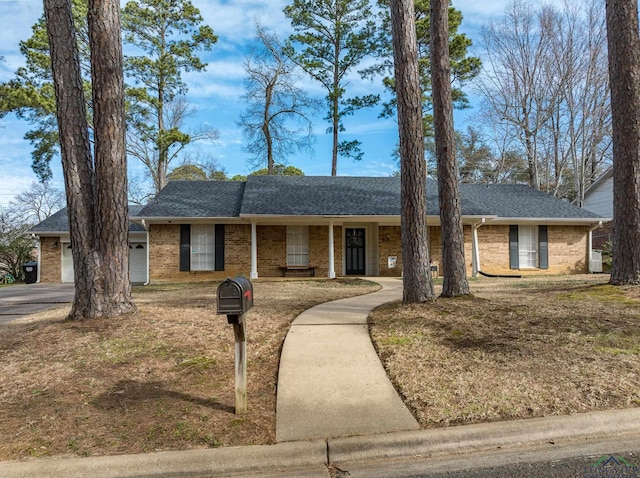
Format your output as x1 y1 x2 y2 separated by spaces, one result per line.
132 216 244 223
28 230 65 235
488 217 610 225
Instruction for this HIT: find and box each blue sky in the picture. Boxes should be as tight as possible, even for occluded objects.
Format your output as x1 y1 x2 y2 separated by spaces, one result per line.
0 0 517 207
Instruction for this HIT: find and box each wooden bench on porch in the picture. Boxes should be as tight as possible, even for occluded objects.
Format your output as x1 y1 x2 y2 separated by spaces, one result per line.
278 265 318 277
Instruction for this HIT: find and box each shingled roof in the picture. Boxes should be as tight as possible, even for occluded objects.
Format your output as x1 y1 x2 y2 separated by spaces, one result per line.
30 205 146 233
240 176 407 216
31 177 604 232
239 176 601 220
136 181 245 218
460 183 602 219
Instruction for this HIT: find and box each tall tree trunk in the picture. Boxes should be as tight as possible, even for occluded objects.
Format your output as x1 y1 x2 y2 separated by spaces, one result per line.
264 81 274 175
331 94 339 176
89 0 135 316
606 0 640 285
44 0 102 319
157 98 167 192
45 0 135 319
431 0 469 297
390 0 435 304
332 37 340 176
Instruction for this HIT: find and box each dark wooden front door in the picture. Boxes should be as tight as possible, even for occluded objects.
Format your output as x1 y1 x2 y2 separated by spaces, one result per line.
345 228 366 275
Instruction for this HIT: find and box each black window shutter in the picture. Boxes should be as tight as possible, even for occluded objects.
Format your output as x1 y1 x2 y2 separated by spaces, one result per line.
180 224 191 271
539 225 549 269
215 224 225 271
509 225 519 269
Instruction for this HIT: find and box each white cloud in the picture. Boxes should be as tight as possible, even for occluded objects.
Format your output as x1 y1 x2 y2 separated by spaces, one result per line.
343 117 397 136
0 1 42 81
196 0 292 45
453 0 515 22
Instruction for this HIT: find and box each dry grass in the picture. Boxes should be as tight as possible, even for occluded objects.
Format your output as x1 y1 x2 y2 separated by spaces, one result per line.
0 278 379 461
370 274 640 428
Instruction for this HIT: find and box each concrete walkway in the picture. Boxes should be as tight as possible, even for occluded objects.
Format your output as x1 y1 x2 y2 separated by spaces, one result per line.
275 277 419 442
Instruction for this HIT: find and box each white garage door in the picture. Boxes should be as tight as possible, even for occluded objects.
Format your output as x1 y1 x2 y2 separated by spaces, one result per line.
129 243 147 283
62 243 74 283
61 242 147 283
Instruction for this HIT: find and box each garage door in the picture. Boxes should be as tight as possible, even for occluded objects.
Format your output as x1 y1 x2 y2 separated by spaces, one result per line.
61 243 147 283
129 243 147 283
62 243 74 283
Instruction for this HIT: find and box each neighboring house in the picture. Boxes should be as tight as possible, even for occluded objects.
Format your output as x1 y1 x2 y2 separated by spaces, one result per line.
31 176 607 284
30 205 148 283
582 167 613 249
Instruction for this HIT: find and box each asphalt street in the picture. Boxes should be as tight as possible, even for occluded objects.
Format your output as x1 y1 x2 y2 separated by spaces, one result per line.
0 283 74 323
331 436 640 478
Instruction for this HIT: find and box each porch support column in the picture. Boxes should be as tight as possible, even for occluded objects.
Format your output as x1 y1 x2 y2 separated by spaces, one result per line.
588 229 593 273
471 220 484 278
328 222 336 279
250 222 258 279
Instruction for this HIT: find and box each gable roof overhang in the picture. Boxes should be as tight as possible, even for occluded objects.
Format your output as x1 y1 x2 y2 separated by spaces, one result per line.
29 205 147 235
581 167 613 200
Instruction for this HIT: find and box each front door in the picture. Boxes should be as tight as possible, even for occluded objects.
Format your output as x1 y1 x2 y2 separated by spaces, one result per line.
345 228 366 275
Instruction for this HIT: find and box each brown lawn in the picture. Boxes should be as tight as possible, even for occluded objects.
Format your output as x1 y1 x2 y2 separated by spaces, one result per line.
0 278 379 461
3 274 639 462
370 274 640 428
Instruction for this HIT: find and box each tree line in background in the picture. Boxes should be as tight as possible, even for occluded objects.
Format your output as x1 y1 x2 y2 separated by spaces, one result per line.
0 0 612 205
474 0 611 206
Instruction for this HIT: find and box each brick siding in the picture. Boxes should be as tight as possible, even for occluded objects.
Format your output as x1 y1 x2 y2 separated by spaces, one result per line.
257 225 286 277
378 226 402 277
39 236 61 283
142 222 591 283
477 224 589 275
309 225 343 277
149 223 251 282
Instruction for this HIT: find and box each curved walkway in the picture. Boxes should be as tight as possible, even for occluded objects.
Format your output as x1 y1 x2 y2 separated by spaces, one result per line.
275 277 419 442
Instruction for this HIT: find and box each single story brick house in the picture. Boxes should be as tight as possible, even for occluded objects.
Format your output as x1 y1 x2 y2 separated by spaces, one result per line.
31 176 608 284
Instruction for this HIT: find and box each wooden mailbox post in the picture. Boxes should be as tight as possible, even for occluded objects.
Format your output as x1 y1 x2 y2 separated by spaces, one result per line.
216 277 253 415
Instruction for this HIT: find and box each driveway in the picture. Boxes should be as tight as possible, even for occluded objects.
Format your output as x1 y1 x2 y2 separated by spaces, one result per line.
0 283 74 324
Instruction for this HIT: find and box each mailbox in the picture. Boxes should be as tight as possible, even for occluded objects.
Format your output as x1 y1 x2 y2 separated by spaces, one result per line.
217 277 253 323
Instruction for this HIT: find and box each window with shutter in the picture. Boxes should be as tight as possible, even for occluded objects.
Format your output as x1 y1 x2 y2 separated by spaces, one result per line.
518 225 538 268
509 225 549 270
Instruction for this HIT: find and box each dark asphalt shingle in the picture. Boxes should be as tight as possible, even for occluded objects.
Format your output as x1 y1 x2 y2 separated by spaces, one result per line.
30 205 145 233
460 183 602 219
241 176 405 216
30 177 603 233
136 181 245 218
240 176 601 219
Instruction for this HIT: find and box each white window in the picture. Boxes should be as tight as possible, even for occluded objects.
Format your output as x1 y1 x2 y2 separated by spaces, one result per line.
287 226 309 266
191 224 215 271
518 225 538 268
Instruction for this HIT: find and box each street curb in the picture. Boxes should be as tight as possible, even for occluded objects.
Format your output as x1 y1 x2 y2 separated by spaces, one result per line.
0 439 328 478
328 408 640 466
1 409 639 477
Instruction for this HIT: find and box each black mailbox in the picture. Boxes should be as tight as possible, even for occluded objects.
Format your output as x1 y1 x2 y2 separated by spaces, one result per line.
217 277 253 323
